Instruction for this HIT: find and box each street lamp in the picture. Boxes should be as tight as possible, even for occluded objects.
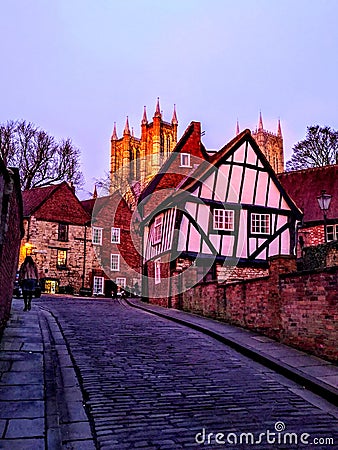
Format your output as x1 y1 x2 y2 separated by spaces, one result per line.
317 190 332 243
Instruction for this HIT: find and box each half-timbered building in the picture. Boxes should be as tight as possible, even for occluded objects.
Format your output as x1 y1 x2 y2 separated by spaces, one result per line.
141 128 302 305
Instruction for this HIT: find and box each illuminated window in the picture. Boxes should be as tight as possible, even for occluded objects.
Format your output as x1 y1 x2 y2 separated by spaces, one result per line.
92 227 103 245
57 249 67 269
58 223 68 241
153 215 163 244
180 153 191 167
111 254 120 271
111 227 120 243
154 258 161 284
213 209 234 231
327 224 338 242
93 276 104 295
251 213 271 235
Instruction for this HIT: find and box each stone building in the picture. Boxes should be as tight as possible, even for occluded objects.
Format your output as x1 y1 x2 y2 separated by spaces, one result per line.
110 98 178 199
20 182 100 294
251 112 284 174
0 157 23 332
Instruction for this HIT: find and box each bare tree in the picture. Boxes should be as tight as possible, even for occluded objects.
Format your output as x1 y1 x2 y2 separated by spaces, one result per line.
287 125 338 171
0 120 84 190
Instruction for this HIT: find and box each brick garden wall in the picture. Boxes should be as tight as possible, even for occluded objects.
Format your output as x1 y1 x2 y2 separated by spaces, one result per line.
177 257 337 362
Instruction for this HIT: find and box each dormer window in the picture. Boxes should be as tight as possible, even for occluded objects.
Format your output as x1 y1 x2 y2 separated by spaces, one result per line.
180 153 191 167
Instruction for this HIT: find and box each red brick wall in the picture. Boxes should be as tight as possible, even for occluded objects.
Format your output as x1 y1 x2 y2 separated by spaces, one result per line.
0 172 22 333
171 257 337 362
280 268 337 361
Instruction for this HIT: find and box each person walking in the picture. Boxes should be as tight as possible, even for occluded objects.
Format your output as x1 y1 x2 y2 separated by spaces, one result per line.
19 256 39 311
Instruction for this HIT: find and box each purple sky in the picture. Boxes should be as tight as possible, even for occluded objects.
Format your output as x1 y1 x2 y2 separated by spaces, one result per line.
1 0 337 198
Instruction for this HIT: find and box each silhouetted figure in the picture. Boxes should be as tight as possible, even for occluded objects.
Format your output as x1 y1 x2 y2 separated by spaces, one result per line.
19 256 39 311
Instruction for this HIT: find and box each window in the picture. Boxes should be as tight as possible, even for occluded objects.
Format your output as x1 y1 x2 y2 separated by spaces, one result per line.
58 223 68 241
154 258 161 284
92 227 103 245
111 254 120 271
251 213 271 235
327 224 338 242
57 249 67 269
111 227 120 243
93 276 104 295
180 153 191 167
153 215 163 244
116 277 126 288
213 209 234 231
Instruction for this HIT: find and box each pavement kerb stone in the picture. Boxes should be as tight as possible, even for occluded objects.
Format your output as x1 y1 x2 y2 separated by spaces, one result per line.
37 306 97 449
125 298 338 407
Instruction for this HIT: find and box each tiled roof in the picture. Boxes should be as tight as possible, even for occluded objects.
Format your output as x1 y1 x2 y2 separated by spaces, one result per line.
278 165 338 224
22 181 91 225
22 184 60 217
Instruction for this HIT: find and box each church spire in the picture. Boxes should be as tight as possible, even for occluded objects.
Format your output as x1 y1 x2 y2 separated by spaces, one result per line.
236 119 240 135
124 116 130 135
141 105 148 125
154 97 161 118
111 122 118 140
258 111 263 131
277 118 282 138
93 184 98 199
171 104 178 125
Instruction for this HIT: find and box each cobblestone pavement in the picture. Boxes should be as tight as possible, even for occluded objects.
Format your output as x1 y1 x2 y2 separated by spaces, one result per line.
38 297 337 449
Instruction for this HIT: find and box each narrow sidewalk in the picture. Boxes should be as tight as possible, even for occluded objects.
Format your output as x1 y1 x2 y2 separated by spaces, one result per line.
127 298 338 406
0 299 95 450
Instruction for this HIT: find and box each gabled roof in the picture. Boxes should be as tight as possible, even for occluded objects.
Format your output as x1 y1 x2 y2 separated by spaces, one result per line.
138 121 209 204
278 165 338 224
177 129 302 219
22 184 60 217
22 181 91 225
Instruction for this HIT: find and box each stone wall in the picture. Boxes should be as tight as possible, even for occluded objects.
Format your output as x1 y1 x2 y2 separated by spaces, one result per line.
0 167 23 334
20 217 101 293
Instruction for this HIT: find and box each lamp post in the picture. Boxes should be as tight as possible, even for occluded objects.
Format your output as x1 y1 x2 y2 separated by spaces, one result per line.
317 190 332 243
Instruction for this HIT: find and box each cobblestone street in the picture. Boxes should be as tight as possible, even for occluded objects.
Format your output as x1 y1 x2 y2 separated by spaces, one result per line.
36 296 337 449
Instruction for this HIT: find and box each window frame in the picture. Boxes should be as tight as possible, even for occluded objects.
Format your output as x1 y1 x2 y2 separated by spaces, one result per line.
111 253 120 271
111 227 121 244
152 215 163 245
92 227 103 245
327 224 338 242
93 276 104 295
116 277 126 288
213 209 235 231
180 153 191 168
57 249 67 269
250 213 271 236
58 223 69 242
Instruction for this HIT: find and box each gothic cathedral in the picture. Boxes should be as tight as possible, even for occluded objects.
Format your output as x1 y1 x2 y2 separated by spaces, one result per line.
110 103 284 200
251 112 284 174
110 98 178 191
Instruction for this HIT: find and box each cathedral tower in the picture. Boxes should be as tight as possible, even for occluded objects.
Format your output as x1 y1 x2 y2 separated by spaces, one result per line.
110 99 178 192
252 112 284 173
